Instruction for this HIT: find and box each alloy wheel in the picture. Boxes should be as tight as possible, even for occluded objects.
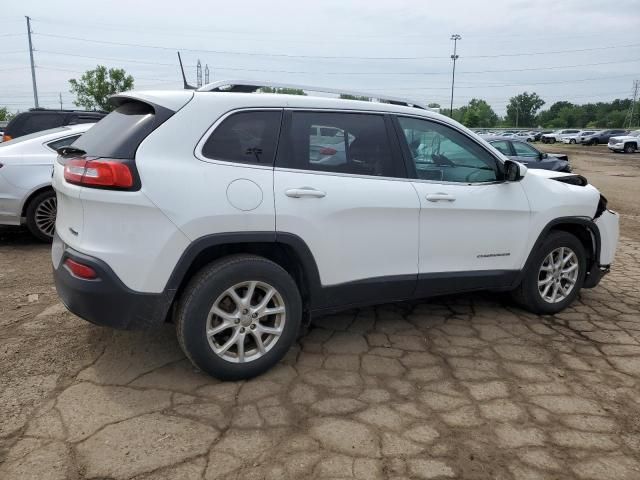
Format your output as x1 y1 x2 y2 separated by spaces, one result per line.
537 247 579 303
34 196 57 238
206 281 286 363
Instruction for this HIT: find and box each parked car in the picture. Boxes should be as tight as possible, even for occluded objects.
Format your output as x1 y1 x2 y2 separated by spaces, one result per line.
0 124 93 240
2 108 105 142
582 129 629 146
540 129 581 144
481 136 571 172
533 130 553 142
562 130 597 144
52 81 619 380
515 131 535 142
608 130 640 153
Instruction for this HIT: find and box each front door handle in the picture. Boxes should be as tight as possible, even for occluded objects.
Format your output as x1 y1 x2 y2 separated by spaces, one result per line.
285 187 326 199
426 192 456 202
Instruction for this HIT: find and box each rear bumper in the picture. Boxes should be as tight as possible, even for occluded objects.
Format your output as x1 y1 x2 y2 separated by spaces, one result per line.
52 233 173 330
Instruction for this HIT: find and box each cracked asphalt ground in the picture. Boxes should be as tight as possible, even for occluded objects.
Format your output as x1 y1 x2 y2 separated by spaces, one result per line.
1 146 640 480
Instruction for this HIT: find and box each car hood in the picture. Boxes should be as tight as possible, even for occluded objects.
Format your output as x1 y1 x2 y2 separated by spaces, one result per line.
526 168 573 180
609 135 634 142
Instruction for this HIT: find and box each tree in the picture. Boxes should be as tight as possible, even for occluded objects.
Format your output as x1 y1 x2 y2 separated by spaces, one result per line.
427 102 441 108
340 94 370 101
260 87 306 96
462 99 499 128
0 106 15 121
69 65 134 111
505 92 545 127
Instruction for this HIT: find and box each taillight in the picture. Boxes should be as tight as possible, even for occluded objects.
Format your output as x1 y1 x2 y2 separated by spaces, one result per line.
319 147 337 155
64 158 133 188
64 258 98 280
2 134 12 142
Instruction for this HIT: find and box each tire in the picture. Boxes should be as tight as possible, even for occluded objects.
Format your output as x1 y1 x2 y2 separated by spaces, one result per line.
176 254 302 380
624 143 636 154
512 231 586 315
549 138 556 144
570 139 576 144
25 190 57 242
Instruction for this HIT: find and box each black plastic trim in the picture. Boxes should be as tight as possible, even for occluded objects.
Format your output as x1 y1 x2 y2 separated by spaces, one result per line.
414 270 519 298
53 233 171 330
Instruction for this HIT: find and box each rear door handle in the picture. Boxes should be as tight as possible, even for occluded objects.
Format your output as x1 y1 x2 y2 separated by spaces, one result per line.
426 192 456 202
285 187 326 198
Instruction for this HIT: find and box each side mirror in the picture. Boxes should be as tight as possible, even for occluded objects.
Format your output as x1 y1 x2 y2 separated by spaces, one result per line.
504 160 523 182
540 152 548 159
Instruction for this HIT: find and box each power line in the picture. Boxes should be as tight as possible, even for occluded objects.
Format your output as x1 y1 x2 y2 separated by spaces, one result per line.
32 32 640 61
33 49 640 76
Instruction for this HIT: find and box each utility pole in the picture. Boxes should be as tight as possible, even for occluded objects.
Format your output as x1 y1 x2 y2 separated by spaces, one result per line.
624 80 639 128
25 16 39 108
196 60 202 88
59 93 63 110
449 34 461 118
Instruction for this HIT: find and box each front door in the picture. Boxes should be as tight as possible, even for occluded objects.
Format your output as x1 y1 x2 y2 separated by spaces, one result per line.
394 116 531 297
274 110 420 309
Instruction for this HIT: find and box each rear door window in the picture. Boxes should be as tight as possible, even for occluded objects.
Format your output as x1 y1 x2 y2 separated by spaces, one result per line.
278 111 402 178
202 110 282 165
20 114 66 136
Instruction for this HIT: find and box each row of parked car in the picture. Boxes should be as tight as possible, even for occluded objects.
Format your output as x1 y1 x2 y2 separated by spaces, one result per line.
478 128 640 152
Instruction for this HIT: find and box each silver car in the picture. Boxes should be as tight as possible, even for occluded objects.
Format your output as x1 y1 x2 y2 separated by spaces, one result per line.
0 124 92 241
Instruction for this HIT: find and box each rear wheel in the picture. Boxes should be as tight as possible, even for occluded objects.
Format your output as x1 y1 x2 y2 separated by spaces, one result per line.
512 231 586 315
549 138 556 144
25 190 57 242
624 143 636 154
176 254 302 380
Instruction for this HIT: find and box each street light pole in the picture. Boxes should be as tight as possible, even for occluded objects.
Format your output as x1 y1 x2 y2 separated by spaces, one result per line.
449 34 461 118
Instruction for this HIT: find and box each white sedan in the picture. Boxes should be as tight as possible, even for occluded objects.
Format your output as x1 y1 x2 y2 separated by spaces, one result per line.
0 124 92 241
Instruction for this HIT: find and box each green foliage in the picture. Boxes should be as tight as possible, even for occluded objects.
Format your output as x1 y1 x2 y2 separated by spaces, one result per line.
0 106 15 121
462 99 499 127
535 99 633 128
505 92 545 127
69 65 134 111
340 94 371 101
260 87 306 96
427 102 441 108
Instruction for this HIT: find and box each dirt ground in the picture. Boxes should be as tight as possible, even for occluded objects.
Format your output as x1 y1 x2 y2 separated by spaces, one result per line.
1 145 639 480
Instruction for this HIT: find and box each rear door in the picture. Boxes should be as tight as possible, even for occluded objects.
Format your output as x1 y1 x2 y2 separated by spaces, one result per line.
274 110 420 309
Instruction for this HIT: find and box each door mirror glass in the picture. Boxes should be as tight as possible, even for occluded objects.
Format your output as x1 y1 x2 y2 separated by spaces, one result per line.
505 160 522 182
540 152 548 159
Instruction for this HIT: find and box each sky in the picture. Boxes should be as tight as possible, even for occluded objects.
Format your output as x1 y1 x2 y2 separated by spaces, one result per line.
2 0 640 115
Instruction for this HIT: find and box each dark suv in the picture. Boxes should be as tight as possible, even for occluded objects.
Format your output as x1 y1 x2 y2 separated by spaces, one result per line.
2 108 106 142
582 129 628 146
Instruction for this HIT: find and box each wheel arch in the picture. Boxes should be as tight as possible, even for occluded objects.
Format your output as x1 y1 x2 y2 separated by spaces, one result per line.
516 216 600 287
164 232 323 322
20 184 55 218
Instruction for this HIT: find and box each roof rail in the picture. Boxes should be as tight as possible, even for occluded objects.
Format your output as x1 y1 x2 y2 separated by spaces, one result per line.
196 79 428 110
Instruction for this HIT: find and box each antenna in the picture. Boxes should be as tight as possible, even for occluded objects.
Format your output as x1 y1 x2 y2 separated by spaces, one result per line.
177 52 196 90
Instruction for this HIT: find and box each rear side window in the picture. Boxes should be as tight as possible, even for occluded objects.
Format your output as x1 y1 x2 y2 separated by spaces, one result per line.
73 101 173 159
15 113 65 136
202 111 282 165
489 140 511 155
47 135 82 151
279 111 399 177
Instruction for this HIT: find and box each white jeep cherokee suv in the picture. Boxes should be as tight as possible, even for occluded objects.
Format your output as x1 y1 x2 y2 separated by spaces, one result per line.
51 81 619 380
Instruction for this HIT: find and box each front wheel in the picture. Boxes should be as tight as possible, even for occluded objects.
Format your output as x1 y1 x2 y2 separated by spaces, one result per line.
25 190 57 242
176 254 302 380
624 143 636 154
549 138 556 144
512 231 586 315
570 139 576 144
